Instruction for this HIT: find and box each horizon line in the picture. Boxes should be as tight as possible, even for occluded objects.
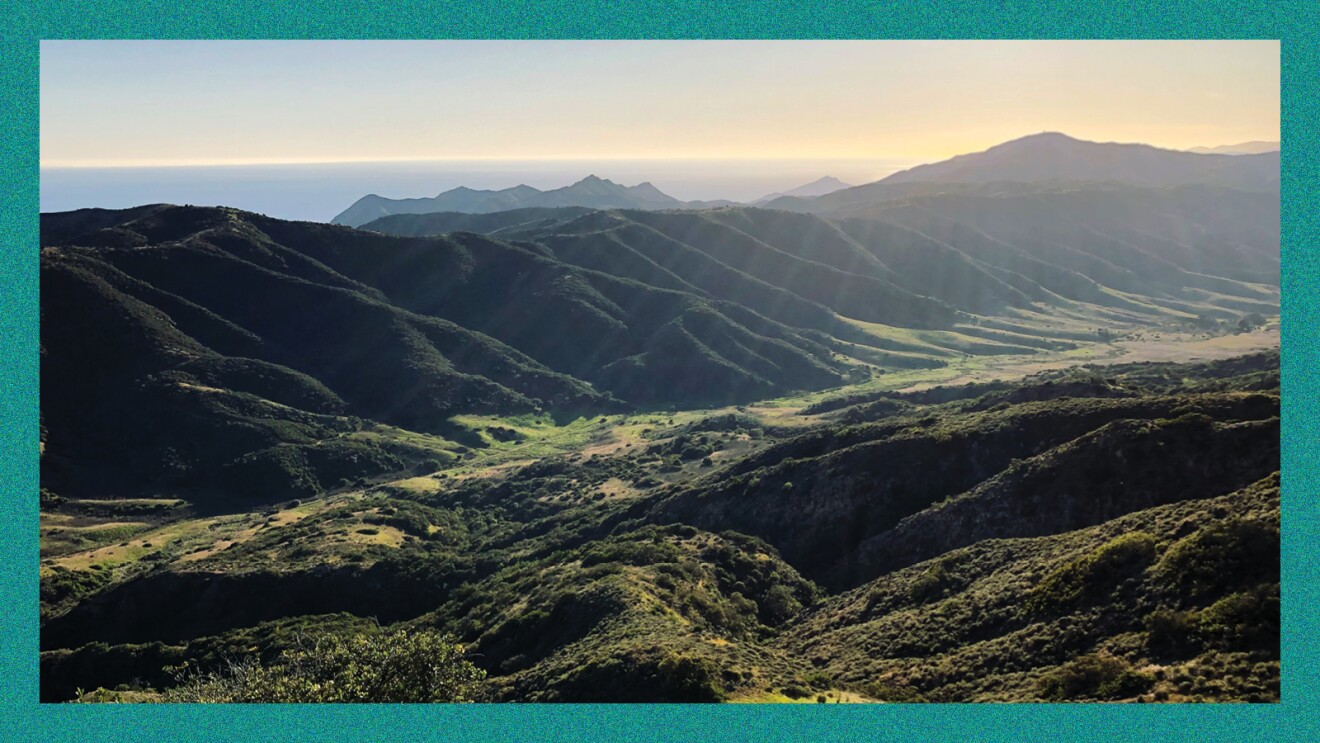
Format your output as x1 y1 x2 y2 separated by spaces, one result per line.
41 133 1281 170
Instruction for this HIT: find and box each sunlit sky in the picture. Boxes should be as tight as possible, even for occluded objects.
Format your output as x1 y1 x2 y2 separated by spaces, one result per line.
41 40 1278 168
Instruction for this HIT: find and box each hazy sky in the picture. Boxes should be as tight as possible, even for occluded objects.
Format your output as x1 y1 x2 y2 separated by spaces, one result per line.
41 40 1278 168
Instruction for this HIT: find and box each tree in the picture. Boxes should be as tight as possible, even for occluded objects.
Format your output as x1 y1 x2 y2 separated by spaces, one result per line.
1237 313 1267 333
162 629 487 703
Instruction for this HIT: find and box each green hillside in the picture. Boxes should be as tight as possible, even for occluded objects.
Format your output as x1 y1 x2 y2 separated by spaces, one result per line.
41 352 1279 703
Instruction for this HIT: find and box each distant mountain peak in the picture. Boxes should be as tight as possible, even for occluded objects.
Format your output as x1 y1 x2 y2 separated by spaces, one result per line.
1019 131 1075 141
878 132 1279 191
987 132 1084 152
630 181 667 196
436 185 488 199
334 175 705 226
753 175 856 204
805 176 850 188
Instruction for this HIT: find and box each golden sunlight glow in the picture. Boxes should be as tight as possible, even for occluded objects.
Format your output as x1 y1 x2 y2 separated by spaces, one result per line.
41 40 1278 168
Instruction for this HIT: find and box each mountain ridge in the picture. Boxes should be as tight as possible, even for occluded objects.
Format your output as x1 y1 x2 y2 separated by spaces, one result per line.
1187 141 1279 155
875 132 1278 191
333 175 735 227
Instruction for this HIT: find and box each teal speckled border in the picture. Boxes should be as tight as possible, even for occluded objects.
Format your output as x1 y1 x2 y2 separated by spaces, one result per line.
3 3 1316 740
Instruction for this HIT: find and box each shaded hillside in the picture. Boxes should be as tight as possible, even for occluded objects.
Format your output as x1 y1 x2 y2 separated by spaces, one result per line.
40 244 610 508
367 189 1278 327
779 474 1279 702
649 389 1277 591
367 207 960 329
241 212 850 403
361 207 594 238
41 206 868 505
847 185 1280 289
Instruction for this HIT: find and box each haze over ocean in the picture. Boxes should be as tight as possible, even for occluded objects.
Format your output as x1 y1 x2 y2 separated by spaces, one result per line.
40 158 912 222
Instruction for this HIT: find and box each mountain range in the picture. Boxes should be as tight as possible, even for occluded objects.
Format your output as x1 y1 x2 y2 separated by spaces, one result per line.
873 132 1279 190
40 131 1281 704
1187 141 1280 155
332 175 736 227
336 134 1278 227
42 177 1277 510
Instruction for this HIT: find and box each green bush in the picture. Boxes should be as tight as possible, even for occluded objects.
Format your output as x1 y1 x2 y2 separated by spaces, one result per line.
863 680 927 702
1145 608 1200 658
41 566 112 611
657 655 727 703
1028 532 1157 614
803 671 832 690
1158 519 1279 604
1038 654 1153 701
760 584 804 624
781 684 810 699
1195 584 1279 653
161 629 486 703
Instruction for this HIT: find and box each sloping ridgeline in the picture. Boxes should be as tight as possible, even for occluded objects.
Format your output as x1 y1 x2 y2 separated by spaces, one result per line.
365 185 1278 332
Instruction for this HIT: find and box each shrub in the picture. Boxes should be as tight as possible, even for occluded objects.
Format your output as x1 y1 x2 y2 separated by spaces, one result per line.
1027 532 1157 614
781 684 810 699
1145 608 1200 658
908 556 963 604
803 671 832 690
161 629 486 703
759 584 804 625
1195 584 1280 653
1158 519 1279 604
657 655 726 703
863 680 927 702
1038 654 1153 701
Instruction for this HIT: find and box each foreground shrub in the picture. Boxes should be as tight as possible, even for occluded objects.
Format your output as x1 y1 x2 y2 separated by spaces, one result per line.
161 629 486 703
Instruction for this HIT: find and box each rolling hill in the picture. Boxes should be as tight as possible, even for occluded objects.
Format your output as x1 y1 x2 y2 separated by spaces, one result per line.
367 184 1278 328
